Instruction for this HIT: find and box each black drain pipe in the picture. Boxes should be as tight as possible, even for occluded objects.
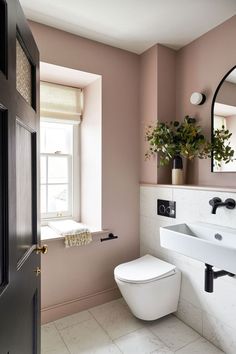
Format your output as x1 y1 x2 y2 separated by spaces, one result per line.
205 264 235 293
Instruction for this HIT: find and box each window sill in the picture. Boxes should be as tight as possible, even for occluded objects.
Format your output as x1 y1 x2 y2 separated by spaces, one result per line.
41 225 109 242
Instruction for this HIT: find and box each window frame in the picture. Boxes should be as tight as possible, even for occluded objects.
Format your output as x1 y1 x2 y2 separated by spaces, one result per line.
40 118 80 225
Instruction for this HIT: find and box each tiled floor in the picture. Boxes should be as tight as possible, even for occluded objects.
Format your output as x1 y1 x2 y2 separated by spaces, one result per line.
41 298 224 354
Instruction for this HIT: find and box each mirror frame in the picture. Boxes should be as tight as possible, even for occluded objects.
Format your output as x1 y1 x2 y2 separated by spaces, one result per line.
211 65 236 172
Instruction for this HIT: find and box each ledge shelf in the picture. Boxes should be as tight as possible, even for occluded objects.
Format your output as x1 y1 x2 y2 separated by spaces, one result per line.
41 226 110 242
140 183 236 193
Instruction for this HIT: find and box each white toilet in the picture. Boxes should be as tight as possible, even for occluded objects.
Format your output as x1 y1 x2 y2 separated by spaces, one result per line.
114 254 181 321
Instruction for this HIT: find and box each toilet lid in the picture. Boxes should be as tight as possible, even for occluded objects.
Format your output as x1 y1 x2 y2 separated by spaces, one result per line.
114 254 176 284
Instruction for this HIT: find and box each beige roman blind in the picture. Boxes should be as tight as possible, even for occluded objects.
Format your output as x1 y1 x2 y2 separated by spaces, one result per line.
40 81 83 122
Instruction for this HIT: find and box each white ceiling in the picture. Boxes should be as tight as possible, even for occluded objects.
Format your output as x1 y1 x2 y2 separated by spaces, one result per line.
215 102 236 117
40 62 101 88
226 68 236 84
19 0 236 54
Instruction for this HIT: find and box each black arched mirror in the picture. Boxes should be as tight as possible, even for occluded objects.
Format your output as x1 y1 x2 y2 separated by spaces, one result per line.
212 66 236 172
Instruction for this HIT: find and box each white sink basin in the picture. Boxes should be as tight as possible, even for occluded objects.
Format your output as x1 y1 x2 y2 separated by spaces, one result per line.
160 222 236 274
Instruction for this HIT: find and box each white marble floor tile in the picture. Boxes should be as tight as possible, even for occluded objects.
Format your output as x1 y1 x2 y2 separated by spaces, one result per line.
54 310 93 331
149 314 200 351
116 297 128 307
151 347 175 354
41 301 223 354
175 337 224 354
59 318 121 354
89 299 143 339
114 328 164 354
41 323 70 354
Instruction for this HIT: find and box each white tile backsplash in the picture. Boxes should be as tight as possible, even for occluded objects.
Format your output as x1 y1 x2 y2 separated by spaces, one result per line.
172 188 236 227
140 185 236 354
140 187 173 218
140 215 177 259
176 298 203 335
203 311 236 354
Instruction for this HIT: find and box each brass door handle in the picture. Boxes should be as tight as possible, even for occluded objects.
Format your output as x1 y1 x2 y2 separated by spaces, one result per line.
35 244 48 255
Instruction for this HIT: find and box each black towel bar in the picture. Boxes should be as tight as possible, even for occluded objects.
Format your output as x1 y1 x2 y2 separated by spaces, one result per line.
100 233 118 242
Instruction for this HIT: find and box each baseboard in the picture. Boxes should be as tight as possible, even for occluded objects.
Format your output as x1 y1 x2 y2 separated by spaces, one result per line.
41 286 121 324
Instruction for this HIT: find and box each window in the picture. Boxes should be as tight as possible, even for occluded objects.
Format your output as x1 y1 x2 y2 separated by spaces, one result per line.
40 81 82 222
40 120 79 221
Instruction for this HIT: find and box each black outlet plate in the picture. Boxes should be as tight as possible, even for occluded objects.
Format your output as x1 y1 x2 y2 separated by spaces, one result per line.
157 199 176 218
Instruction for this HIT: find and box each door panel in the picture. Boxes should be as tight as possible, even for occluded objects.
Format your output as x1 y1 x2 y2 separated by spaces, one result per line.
16 120 36 265
0 1 40 353
0 107 8 290
0 0 7 76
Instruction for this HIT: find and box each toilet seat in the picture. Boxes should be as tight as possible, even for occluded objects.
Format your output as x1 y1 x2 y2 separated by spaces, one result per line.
114 254 176 284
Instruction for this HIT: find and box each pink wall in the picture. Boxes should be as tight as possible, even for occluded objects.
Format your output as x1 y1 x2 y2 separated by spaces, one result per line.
141 15 236 187
33 13 236 322
156 45 176 184
140 45 158 184
176 15 236 186
140 44 176 184
81 78 102 230
29 21 140 322
157 45 176 123
41 234 121 323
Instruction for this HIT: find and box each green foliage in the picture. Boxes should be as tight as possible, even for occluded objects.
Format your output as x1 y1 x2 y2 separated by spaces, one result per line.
212 126 234 167
145 116 234 167
145 116 210 166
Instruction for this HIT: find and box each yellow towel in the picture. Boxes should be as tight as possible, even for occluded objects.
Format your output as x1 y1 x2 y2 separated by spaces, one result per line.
48 220 92 248
64 231 92 248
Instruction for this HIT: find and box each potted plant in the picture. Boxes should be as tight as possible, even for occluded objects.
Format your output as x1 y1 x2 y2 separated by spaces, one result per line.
145 116 234 184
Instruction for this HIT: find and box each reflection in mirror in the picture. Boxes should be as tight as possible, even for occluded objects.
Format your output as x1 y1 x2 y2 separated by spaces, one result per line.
212 66 236 172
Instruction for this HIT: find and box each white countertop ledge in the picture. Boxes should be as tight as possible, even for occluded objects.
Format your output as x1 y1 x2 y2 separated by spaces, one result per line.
140 183 236 193
41 226 109 242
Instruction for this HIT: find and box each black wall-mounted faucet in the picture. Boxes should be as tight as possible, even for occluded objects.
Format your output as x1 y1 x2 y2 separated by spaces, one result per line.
209 197 236 214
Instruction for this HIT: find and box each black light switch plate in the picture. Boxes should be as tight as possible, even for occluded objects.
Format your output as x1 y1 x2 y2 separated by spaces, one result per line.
157 199 176 218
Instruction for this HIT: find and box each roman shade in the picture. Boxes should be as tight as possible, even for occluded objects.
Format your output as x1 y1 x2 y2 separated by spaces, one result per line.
40 81 83 122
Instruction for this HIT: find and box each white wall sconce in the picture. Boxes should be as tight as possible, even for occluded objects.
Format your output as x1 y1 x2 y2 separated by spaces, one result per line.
190 92 206 105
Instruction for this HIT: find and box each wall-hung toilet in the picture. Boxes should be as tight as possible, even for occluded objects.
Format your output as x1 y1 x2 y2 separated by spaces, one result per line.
114 254 181 321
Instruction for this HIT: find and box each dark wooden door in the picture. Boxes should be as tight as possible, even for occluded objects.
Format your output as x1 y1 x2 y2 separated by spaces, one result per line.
0 1 40 353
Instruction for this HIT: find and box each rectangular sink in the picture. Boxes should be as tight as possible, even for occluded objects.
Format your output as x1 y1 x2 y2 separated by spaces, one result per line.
160 222 236 274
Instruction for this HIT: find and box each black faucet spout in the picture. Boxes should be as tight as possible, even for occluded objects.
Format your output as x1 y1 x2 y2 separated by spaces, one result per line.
211 206 217 215
211 202 227 214
209 197 236 214
209 197 222 214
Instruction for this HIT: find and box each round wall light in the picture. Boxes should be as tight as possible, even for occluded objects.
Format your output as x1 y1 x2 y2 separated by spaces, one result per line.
190 92 206 105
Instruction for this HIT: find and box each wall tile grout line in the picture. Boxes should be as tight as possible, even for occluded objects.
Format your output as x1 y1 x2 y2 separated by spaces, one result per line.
87 301 171 351
174 337 204 353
